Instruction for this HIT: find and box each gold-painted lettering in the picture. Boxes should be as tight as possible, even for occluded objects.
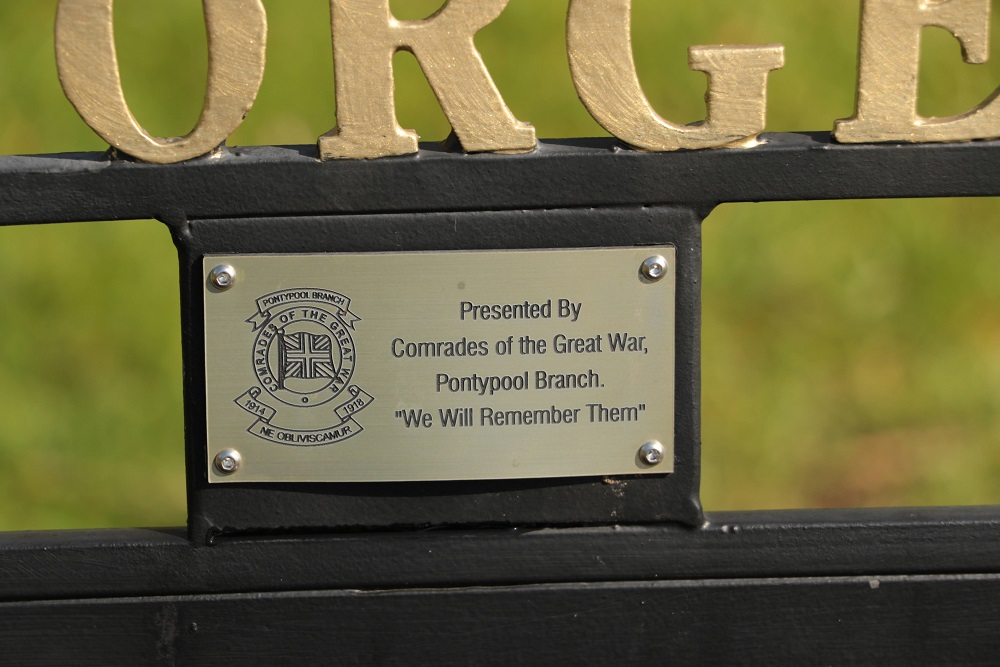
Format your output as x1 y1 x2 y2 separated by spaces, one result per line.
319 0 535 160
566 0 784 151
55 0 267 164
835 0 1000 143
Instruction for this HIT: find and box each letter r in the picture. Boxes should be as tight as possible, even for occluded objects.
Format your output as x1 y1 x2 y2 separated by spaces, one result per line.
321 0 536 159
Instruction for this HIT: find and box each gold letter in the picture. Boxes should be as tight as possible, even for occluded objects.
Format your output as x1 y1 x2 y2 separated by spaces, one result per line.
567 0 784 151
835 0 1000 143
56 0 267 164
320 0 535 160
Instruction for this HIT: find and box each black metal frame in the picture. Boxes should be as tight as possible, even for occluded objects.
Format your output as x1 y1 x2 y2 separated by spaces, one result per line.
183 206 703 540
1 134 997 226
2 133 1000 663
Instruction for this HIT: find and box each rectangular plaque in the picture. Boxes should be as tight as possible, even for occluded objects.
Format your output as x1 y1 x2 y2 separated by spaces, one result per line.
203 247 675 483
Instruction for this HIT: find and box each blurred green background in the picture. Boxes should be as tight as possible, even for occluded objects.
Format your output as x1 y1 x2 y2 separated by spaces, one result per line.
0 1 998 530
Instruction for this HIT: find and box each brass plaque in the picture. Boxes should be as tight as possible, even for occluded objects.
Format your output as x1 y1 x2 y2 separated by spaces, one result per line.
203 247 675 483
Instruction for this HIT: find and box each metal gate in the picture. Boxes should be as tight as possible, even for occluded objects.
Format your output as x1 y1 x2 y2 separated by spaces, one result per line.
1 133 999 664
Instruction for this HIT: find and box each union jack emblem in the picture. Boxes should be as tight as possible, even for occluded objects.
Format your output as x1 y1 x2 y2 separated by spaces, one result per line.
278 331 337 385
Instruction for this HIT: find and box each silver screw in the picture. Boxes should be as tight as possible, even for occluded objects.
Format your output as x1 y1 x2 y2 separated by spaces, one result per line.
641 256 668 282
638 441 665 466
209 264 236 290
214 449 242 475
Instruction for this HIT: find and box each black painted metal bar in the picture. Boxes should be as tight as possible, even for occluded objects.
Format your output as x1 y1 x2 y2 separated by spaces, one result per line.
1 507 999 604
5 575 1000 665
4 509 1000 664
0 133 997 227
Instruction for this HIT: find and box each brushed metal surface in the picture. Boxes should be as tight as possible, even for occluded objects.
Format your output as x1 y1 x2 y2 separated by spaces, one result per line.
204 247 675 483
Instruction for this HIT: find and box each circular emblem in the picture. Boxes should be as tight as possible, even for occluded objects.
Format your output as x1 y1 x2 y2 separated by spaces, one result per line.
236 288 373 449
253 303 355 407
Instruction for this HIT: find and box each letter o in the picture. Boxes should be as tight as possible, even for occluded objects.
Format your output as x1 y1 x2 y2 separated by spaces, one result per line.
55 0 267 164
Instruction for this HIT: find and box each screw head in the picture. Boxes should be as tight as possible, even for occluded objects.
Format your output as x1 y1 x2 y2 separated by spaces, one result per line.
641 256 668 282
209 264 236 290
638 441 665 466
214 449 242 475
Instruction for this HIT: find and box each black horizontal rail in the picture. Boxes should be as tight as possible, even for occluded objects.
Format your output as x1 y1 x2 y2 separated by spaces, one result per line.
2 507 999 604
0 132 997 227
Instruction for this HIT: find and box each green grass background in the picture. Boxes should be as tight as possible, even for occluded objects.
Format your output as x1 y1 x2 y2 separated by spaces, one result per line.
0 1 998 530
